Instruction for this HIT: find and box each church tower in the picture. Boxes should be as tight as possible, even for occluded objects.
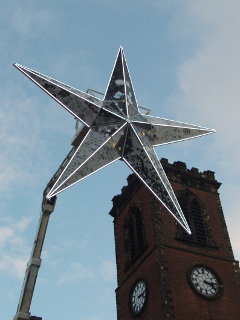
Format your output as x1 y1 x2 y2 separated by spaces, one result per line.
109 158 240 320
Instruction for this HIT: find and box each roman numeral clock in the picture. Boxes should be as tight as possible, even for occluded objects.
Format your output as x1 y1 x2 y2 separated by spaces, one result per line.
13 48 215 320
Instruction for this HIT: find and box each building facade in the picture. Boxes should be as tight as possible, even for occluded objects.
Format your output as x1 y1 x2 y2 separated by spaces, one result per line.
109 159 240 320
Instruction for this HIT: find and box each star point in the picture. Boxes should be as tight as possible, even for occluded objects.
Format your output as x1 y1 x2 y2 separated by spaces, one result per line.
14 47 215 234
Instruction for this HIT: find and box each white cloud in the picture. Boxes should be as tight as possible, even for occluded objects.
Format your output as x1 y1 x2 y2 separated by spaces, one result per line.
0 227 14 247
58 262 95 285
2 3 59 38
0 254 27 279
99 260 116 282
0 93 44 193
0 216 32 279
175 1 240 139
169 0 240 260
221 183 240 260
56 259 116 286
0 84 73 196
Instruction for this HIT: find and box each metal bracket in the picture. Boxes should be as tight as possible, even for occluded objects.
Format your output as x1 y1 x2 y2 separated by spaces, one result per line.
27 258 42 268
13 311 30 320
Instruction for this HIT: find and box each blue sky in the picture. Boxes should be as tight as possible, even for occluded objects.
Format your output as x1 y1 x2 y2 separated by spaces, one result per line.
1 1 240 319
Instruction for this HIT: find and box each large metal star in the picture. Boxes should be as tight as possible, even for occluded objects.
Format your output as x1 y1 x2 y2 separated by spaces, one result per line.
14 47 215 234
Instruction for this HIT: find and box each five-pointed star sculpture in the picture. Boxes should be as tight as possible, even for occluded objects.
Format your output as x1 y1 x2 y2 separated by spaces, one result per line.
14 47 215 234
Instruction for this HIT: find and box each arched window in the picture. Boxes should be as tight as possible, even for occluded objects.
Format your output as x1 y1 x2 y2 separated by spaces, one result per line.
125 205 145 264
178 196 193 242
178 194 209 244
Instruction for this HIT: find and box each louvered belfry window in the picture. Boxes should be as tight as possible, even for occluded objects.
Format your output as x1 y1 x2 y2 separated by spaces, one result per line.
178 195 209 244
125 205 145 262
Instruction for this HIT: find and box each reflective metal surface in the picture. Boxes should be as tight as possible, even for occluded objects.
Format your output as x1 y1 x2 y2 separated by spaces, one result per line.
14 47 215 234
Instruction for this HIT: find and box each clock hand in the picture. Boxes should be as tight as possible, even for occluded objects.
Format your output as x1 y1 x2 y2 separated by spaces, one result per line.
137 292 145 298
204 280 217 288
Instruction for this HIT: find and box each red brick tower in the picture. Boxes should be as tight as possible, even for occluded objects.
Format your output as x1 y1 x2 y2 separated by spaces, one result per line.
109 159 240 320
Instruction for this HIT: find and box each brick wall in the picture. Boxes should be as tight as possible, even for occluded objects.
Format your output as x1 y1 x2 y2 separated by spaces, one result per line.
110 159 240 319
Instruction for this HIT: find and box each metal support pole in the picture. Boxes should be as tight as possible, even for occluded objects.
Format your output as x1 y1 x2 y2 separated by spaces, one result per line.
13 114 88 320
13 196 56 320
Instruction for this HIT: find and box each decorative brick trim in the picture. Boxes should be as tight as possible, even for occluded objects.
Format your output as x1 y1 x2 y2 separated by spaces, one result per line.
151 195 176 319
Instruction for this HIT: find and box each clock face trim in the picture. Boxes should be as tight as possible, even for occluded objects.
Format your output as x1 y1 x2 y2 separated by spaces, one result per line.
129 279 148 317
188 264 223 299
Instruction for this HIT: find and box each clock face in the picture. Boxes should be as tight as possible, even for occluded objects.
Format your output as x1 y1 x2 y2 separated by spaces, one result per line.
130 280 147 316
190 265 222 298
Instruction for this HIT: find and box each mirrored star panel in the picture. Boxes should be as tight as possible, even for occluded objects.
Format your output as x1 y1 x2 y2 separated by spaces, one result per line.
14 47 215 234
